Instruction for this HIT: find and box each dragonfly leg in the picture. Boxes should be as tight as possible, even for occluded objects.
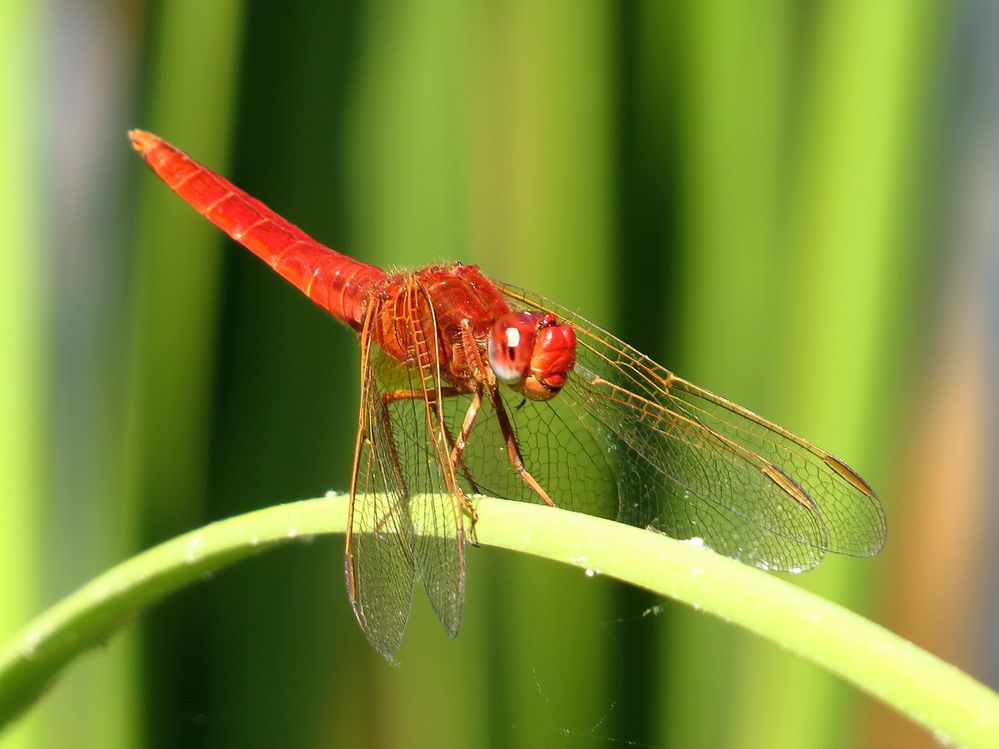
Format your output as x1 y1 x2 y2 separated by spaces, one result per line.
488 387 557 508
457 319 493 384
383 386 464 405
437 318 494 528
446 388 486 543
387 381 484 545
449 388 481 470
381 385 484 509
398 384 483 543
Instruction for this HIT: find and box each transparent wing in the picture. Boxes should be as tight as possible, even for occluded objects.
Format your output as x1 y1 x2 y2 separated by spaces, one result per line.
493 284 886 571
352 283 468 645
440 385 621 520
378 283 467 640
446 367 823 570
345 311 417 660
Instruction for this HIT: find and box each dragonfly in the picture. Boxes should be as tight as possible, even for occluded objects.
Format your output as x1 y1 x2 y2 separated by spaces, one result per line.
130 130 886 660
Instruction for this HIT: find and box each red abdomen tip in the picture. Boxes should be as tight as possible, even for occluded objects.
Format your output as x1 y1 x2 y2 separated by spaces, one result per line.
128 129 158 154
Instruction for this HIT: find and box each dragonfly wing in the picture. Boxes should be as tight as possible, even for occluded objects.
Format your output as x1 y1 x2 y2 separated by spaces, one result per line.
442 386 621 520
662 377 885 557
345 310 418 660
347 286 469 656
374 283 467 640
451 368 824 570
498 285 885 571
561 378 828 569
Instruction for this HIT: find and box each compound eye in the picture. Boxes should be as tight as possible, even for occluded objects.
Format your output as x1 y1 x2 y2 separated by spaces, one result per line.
488 311 575 401
488 312 537 385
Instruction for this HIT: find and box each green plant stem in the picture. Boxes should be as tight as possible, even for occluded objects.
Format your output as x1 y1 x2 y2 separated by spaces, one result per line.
1 496 996 746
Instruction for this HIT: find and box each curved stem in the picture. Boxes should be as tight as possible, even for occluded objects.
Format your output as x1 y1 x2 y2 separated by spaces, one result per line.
1 495 996 747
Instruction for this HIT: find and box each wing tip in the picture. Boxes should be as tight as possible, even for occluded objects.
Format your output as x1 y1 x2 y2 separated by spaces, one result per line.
821 455 887 556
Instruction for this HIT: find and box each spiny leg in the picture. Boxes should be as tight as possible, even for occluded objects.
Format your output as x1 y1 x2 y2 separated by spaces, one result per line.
446 388 486 542
364 386 456 538
381 385 483 526
458 318 491 382
382 385 481 492
446 318 497 536
383 386 464 405
488 387 557 507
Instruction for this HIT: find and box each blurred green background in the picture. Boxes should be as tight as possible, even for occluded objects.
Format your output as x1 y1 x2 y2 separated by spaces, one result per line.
2 1 996 747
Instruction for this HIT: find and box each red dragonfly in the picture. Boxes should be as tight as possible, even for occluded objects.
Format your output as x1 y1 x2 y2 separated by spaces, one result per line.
130 130 886 659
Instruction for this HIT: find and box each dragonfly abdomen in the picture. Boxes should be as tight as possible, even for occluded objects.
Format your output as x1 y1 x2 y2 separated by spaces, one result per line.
129 129 385 329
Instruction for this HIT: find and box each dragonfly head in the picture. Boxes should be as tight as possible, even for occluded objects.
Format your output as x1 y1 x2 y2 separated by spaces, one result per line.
488 311 576 401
